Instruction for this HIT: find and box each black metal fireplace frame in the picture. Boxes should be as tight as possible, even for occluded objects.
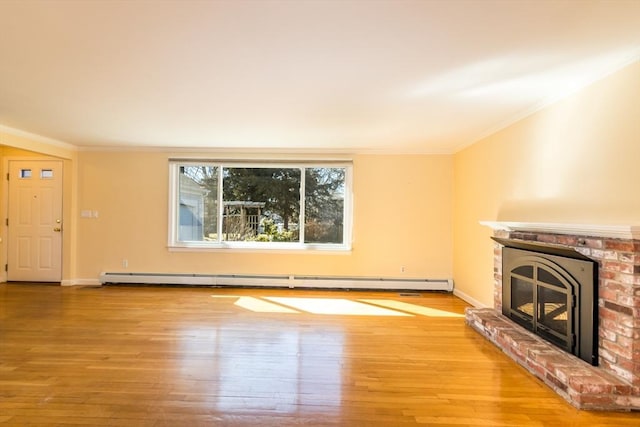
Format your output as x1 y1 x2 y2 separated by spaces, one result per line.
493 238 599 366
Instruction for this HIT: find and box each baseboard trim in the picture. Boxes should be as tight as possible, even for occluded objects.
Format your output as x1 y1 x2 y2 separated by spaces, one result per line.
98 272 454 291
453 288 488 308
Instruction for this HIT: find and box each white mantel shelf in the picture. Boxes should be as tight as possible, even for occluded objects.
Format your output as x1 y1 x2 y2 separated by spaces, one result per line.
480 221 640 240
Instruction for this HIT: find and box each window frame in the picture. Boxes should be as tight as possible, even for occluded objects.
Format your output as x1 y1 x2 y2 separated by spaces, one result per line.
168 159 353 252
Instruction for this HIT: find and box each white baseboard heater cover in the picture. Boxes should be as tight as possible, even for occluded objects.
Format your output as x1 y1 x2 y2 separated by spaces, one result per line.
99 272 453 291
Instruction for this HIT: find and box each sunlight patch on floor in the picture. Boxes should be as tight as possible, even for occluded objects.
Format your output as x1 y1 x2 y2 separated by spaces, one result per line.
359 299 465 318
211 295 462 317
234 296 300 313
264 297 412 316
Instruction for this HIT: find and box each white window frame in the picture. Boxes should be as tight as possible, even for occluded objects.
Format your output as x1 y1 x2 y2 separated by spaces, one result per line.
168 160 353 252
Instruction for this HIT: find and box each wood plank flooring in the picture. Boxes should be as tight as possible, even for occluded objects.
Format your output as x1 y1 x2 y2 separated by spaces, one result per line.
0 283 638 426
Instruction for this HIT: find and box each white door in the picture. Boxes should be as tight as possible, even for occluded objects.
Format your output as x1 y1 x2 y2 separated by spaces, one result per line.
7 160 63 282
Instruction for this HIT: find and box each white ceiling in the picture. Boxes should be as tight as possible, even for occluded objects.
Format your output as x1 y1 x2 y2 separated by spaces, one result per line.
0 0 639 153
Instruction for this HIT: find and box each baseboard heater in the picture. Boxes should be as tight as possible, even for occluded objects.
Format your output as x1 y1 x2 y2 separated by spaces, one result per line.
99 272 453 291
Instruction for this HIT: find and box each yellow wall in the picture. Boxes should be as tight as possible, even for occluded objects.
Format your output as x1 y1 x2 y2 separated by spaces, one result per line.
75 151 453 281
8 58 638 292
453 60 640 307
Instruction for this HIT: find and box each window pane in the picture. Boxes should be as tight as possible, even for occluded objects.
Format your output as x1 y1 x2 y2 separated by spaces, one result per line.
178 166 218 241
513 265 533 278
304 168 345 244
512 277 534 321
538 285 568 337
222 167 300 242
538 267 565 289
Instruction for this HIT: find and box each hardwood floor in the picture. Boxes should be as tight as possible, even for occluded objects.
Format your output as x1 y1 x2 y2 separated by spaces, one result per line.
0 283 638 426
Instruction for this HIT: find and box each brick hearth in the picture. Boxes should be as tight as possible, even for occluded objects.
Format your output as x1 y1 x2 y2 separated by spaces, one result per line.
466 308 639 410
466 225 640 411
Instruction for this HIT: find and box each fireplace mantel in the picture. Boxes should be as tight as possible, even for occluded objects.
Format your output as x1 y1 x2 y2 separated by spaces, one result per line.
480 221 640 240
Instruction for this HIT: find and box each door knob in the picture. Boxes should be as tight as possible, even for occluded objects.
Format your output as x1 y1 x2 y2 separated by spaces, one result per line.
53 227 62 232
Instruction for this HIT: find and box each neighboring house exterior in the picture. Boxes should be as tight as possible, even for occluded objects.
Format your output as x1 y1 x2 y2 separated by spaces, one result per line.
178 173 207 241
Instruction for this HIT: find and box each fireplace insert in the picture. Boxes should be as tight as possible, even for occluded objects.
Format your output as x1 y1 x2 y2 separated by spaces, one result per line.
494 238 598 365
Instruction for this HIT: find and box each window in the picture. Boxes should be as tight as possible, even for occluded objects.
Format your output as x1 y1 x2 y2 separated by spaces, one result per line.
169 161 352 250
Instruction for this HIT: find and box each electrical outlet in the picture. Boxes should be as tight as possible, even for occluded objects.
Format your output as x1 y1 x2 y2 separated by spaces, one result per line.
122 259 128 268
400 266 406 273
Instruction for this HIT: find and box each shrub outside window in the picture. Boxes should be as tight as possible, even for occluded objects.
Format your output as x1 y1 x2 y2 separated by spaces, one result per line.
169 161 352 250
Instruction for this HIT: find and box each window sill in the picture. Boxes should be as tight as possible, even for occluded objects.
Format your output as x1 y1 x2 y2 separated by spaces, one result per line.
167 242 352 254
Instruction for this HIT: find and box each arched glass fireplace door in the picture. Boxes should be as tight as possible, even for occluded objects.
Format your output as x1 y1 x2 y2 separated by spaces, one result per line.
505 255 577 352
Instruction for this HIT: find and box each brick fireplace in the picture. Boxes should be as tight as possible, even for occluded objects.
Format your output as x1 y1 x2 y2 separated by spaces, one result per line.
466 222 640 411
